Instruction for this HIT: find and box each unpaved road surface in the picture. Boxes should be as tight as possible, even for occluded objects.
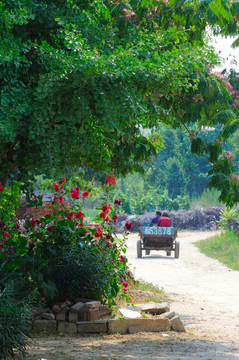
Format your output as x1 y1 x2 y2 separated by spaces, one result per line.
126 231 239 342
27 231 239 360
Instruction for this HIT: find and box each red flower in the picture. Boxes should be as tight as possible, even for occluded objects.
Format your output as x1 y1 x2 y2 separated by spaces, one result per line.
105 216 109 222
82 191 89 198
13 224 20 230
114 199 121 205
59 195 63 204
75 211 84 219
60 184 64 192
99 212 105 219
102 205 108 212
113 215 117 224
122 281 129 287
54 183 59 192
0 183 4 192
67 212 74 220
71 192 78 199
105 174 116 185
123 288 128 293
125 222 132 230
52 195 58 204
120 255 125 263
34 195 37 200
30 218 35 226
95 228 103 239
59 178 66 184
70 187 80 199
47 226 53 232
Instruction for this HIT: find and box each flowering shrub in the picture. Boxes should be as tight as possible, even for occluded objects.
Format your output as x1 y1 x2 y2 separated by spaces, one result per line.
0 176 131 306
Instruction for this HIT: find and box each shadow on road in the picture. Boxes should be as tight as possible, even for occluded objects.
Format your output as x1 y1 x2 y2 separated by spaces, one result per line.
135 255 175 261
26 334 239 360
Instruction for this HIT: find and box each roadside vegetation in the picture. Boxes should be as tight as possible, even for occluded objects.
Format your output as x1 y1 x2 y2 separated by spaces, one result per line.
195 230 239 271
195 208 239 270
128 279 169 304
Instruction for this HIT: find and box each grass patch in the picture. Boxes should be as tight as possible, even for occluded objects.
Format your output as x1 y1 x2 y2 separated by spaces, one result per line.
190 188 222 209
195 230 239 270
129 279 170 303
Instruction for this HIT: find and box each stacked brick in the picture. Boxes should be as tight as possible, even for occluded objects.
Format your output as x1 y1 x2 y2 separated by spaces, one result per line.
17 199 71 220
31 299 111 326
31 300 185 335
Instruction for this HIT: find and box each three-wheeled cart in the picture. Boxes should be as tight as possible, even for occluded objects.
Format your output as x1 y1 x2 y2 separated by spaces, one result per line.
137 226 179 258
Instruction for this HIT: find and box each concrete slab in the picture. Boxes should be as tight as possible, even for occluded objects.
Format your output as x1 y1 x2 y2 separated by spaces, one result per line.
108 318 170 334
77 320 107 333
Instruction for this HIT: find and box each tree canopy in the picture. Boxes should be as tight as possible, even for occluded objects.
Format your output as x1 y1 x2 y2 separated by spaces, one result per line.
1 0 239 205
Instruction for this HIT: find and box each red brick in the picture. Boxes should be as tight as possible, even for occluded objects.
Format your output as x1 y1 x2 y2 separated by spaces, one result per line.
56 312 66 321
69 312 79 323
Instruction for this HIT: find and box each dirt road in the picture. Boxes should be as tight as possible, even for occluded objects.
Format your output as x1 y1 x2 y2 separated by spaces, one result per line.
27 231 239 360
126 231 239 342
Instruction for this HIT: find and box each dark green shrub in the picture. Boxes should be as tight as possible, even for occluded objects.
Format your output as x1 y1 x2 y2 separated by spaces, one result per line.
0 281 34 359
50 243 114 301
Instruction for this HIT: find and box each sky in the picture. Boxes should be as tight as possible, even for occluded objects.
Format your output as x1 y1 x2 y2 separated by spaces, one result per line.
211 35 239 72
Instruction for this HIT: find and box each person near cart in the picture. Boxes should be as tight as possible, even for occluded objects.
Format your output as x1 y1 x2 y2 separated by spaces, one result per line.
151 210 162 225
157 212 172 227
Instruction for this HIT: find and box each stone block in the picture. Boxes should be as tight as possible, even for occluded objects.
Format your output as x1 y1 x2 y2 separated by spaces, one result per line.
140 302 170 315
30 308 51 317
58 322 77 335
107 318 170 334
56 312 66 322
170 316 185 332
83 307 100 313
33 320 57 334
60 302 69 310
82 307 111 321
69 311 79 323
70 301 84 313
41 312 55 320
77 320 107 333
74 298 97 303
84 301 101 309
159 311 175 320
82 310 99 321
128 326 144 334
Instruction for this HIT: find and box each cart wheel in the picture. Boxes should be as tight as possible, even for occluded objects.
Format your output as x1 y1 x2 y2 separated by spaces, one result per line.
146 250 150 255
137 240 142 258
174 240 180 259
166 251 171 256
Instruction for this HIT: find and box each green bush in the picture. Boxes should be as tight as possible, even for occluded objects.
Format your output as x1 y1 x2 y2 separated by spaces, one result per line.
217 208 239 230
46 240 125 302
190 188 222 209
1 176 130 306
119 188 190 214
0 281 34 359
